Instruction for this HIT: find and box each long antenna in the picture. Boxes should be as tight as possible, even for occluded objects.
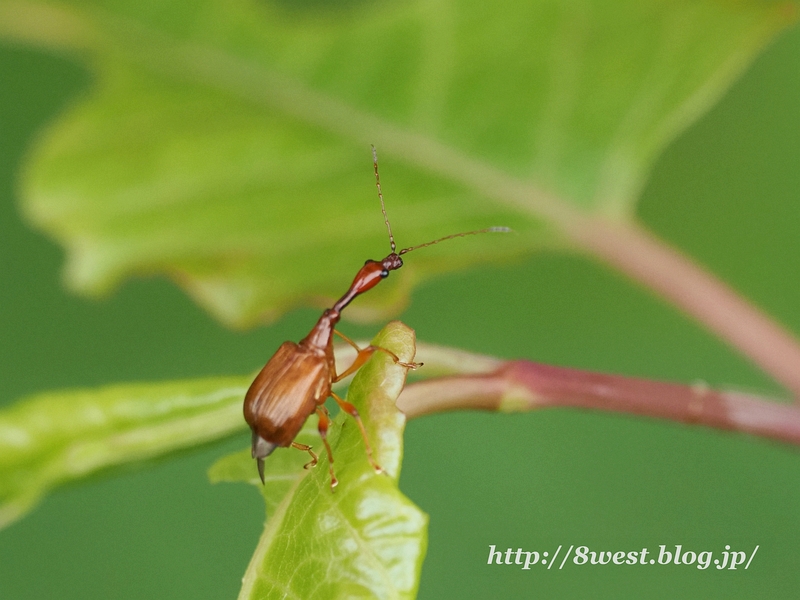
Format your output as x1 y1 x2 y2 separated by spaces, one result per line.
372 145 396 253
398 226 511 255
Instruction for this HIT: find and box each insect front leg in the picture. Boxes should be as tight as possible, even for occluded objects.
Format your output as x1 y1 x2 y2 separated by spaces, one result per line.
332 329 420 381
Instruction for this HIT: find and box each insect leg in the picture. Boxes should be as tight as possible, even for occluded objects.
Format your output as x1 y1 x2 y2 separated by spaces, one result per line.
291 442 318 470
332 329 420 382
315 406 338 489
330 391 383 474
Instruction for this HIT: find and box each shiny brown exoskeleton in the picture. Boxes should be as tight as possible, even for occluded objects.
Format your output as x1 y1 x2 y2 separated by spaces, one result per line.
243 147 508 488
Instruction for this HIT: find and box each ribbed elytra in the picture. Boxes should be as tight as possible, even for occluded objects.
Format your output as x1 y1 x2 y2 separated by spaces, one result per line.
243 147 510 488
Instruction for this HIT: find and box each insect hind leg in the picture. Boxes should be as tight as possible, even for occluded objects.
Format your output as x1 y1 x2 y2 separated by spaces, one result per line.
314 405 338 489
331 391 383 474
291 441 318 470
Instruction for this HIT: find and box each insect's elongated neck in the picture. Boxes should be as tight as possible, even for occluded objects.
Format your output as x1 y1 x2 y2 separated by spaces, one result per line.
332 252 403 313
300 253 402 351
300 308 341 349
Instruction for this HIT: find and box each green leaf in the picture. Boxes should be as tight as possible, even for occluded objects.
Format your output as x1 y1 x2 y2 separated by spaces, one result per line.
0 375 249 530
218 321 428 600
208 420 320 516
1 0 794 327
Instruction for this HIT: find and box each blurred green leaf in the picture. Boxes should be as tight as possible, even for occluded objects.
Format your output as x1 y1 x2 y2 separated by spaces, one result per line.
0 0 794 327
216 321 427 600
0 375 248 530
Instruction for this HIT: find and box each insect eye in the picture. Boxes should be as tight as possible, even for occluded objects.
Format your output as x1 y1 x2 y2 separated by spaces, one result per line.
380 269 389 278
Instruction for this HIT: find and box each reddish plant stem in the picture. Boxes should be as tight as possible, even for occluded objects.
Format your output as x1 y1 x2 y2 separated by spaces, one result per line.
569 218 800 399
398 360 800 446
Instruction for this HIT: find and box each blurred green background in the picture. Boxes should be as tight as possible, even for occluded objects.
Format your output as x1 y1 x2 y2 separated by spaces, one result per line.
1 18 799 600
